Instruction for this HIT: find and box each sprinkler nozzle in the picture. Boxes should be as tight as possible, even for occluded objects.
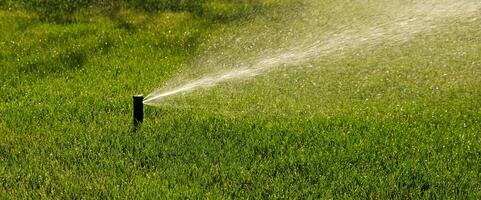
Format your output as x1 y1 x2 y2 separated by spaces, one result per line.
133 94 144 130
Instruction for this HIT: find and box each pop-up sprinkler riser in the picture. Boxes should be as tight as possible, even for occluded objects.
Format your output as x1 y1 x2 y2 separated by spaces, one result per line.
133 94 144 130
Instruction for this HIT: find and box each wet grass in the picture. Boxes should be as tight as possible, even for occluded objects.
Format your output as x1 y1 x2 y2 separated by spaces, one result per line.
1 1 481 199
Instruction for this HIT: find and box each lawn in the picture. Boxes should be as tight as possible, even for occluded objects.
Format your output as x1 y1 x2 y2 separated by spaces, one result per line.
1 0 481 198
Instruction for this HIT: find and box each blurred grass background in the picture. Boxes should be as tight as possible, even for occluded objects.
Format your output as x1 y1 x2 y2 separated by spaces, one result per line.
1 0 282 23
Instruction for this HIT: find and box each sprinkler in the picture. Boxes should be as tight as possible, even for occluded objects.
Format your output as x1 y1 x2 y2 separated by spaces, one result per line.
133 94 144 130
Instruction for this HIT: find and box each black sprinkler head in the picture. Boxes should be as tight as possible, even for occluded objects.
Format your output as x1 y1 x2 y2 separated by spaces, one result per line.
133 94 144 130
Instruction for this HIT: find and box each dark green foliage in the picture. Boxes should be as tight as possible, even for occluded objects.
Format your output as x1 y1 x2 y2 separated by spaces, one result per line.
4 0 270 23
15 0 97 22
127 0 204 12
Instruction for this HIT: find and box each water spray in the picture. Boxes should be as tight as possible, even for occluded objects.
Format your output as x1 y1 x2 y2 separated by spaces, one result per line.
143 1 480 105
133 94 144 130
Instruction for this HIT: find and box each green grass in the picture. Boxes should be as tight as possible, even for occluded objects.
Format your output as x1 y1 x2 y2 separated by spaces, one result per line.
1 1 481 198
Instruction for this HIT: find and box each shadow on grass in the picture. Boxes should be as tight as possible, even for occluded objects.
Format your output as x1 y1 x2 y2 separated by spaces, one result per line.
3 0 273 24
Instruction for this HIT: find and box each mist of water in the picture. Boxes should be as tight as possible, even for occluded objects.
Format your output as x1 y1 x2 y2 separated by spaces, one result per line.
144 1 480 105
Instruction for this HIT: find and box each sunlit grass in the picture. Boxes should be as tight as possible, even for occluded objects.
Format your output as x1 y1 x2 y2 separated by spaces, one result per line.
1 1 481 198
